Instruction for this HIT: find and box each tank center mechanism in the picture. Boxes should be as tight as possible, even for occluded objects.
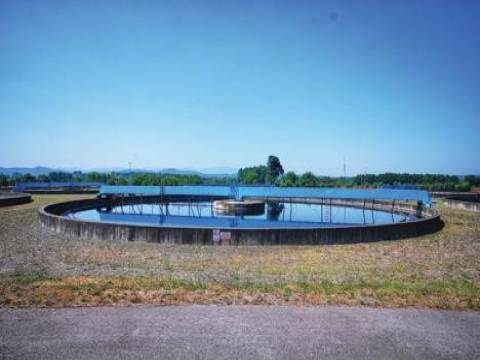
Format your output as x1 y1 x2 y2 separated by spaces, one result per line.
213 199 265 216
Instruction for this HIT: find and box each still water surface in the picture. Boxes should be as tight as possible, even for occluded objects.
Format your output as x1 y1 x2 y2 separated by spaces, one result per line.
70 202 414 229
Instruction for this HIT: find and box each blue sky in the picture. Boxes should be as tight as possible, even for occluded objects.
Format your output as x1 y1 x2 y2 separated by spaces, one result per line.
0 0 479 175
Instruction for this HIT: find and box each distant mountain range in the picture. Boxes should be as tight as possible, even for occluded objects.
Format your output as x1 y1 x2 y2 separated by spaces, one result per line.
0 167 54 176
0 166 237 178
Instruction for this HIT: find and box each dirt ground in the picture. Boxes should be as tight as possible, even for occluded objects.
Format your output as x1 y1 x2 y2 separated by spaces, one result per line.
1 194 479 308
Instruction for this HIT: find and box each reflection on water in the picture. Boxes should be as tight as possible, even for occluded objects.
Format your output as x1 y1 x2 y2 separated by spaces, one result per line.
70 201 414 229
267 202 284 220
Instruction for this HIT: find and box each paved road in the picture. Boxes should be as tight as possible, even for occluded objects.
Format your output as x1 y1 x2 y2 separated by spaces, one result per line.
1 306 479 359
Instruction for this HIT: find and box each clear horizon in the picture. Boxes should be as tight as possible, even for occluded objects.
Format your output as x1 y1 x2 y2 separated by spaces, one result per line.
1 0 479 176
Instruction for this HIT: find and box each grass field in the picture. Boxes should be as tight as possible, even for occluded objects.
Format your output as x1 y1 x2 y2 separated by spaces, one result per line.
0 194 479 309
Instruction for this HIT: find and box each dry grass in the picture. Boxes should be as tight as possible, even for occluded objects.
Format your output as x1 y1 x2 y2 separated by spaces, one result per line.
0 194 479 308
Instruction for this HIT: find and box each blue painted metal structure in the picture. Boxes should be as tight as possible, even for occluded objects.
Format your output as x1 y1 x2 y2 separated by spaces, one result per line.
14 182 102 192
99 185 431 205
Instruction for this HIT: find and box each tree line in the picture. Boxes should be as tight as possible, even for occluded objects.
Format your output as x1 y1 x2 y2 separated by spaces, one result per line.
0 171 233 187
1 156 479 192
237 156 479 191
352 173 479 192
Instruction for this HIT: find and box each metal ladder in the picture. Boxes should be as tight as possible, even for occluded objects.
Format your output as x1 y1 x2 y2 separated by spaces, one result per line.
321 198 331 223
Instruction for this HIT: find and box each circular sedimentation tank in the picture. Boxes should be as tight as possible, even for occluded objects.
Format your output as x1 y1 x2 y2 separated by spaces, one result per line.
443 194 480 212
38 186 443 245
0 192 32 207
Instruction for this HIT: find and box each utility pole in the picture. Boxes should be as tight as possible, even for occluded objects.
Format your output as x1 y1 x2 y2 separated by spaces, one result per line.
343 157 346 178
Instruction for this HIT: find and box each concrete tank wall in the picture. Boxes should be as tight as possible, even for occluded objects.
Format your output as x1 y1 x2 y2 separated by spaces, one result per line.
444 198 480 212
0 192 32 207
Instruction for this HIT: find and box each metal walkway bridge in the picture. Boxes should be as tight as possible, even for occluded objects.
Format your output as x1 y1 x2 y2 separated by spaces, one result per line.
14 182 102 192
99 185 431 205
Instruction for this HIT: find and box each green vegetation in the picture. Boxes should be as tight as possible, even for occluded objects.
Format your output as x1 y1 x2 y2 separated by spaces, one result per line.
237 166 267 184
353 173 476 192
128 173 231 186
237 157 479 191
1 170 234 187
237 155 285 185
1 156 479 191
1 275 478 308
266 155 284 184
